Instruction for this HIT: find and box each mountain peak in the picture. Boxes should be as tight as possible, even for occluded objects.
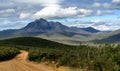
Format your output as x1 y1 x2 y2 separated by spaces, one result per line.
39 18 47 21
86 27 94 29
80 27 100 33
34 18 47 23
21 18 69 33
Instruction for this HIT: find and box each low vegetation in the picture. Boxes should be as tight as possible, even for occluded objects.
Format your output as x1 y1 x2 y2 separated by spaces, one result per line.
28 44 120 71
0 47 19 61
0 37 120 71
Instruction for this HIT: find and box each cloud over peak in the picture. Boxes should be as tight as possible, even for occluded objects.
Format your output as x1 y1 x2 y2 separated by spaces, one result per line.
20 6 93 19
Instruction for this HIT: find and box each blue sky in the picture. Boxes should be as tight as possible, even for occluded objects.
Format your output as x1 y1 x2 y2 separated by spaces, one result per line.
0 0 120 31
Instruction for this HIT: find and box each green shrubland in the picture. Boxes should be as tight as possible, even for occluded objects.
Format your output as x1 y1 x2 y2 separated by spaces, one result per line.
0 37 120 71
0 47 19 61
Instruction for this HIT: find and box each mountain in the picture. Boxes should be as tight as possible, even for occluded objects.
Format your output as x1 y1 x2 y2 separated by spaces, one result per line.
0 18 100 44
92 29 120 43
80 27 100 33
17 18 94 37
21 18 69 33
0 29 17 39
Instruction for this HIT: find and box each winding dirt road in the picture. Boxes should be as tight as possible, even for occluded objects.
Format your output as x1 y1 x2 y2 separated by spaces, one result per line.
0 50 55 71
0 50 83 71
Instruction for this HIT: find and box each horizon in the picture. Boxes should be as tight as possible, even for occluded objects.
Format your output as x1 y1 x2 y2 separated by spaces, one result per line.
0 0 120 31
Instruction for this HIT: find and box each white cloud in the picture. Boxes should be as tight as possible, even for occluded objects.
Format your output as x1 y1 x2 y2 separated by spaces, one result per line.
103 3 110 8
112 0 120 3
31 6 92 19
91 19 102 23
96 10 102 15
0 9 15 17
16 0 112 20
14 0 63 7
95 10 113 16
0 2 14 7
63 20 120 31
0 9 15 14
18 0 92 19
16 0 91 19
0 20 28 31
92 2 110 8
92 3 101 8
92 20 120 31
16 0 92 19
19 13 32 19
93 24 120 31
93 25 110 31
111 0 120 9
104 10 113 14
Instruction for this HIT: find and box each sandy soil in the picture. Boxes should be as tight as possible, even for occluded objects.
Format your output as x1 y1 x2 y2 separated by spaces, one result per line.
0 50 83 71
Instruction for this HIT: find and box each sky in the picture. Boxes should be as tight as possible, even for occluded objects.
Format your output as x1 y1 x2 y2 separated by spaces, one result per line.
0 0 120 31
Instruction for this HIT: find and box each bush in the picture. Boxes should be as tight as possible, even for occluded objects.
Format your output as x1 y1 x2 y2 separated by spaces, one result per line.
0 47 19 61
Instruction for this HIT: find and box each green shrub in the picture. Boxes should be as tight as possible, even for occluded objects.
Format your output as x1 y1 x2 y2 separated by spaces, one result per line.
0 47 19 61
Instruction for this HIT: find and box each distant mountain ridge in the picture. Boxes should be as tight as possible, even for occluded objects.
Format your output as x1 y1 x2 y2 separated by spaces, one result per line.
20 18 99 34
1 18 120 44
80 27 100 33
0 18 100 40
0 18 100 43
93 29 120 43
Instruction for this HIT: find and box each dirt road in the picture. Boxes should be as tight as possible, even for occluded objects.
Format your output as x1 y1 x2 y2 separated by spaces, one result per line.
0 50 83 71
0 50 55 71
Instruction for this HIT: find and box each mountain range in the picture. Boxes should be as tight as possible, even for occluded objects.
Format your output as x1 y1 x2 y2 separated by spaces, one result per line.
93 29 120 43
0 18 99 38
0 18 120 44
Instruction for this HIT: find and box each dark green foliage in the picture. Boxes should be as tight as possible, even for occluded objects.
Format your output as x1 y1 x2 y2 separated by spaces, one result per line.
0 47 19 61
0 37 71 48
28 45 120 71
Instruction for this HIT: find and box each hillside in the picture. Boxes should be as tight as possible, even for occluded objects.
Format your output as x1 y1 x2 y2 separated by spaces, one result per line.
92 29 120 43
0 37 71 48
